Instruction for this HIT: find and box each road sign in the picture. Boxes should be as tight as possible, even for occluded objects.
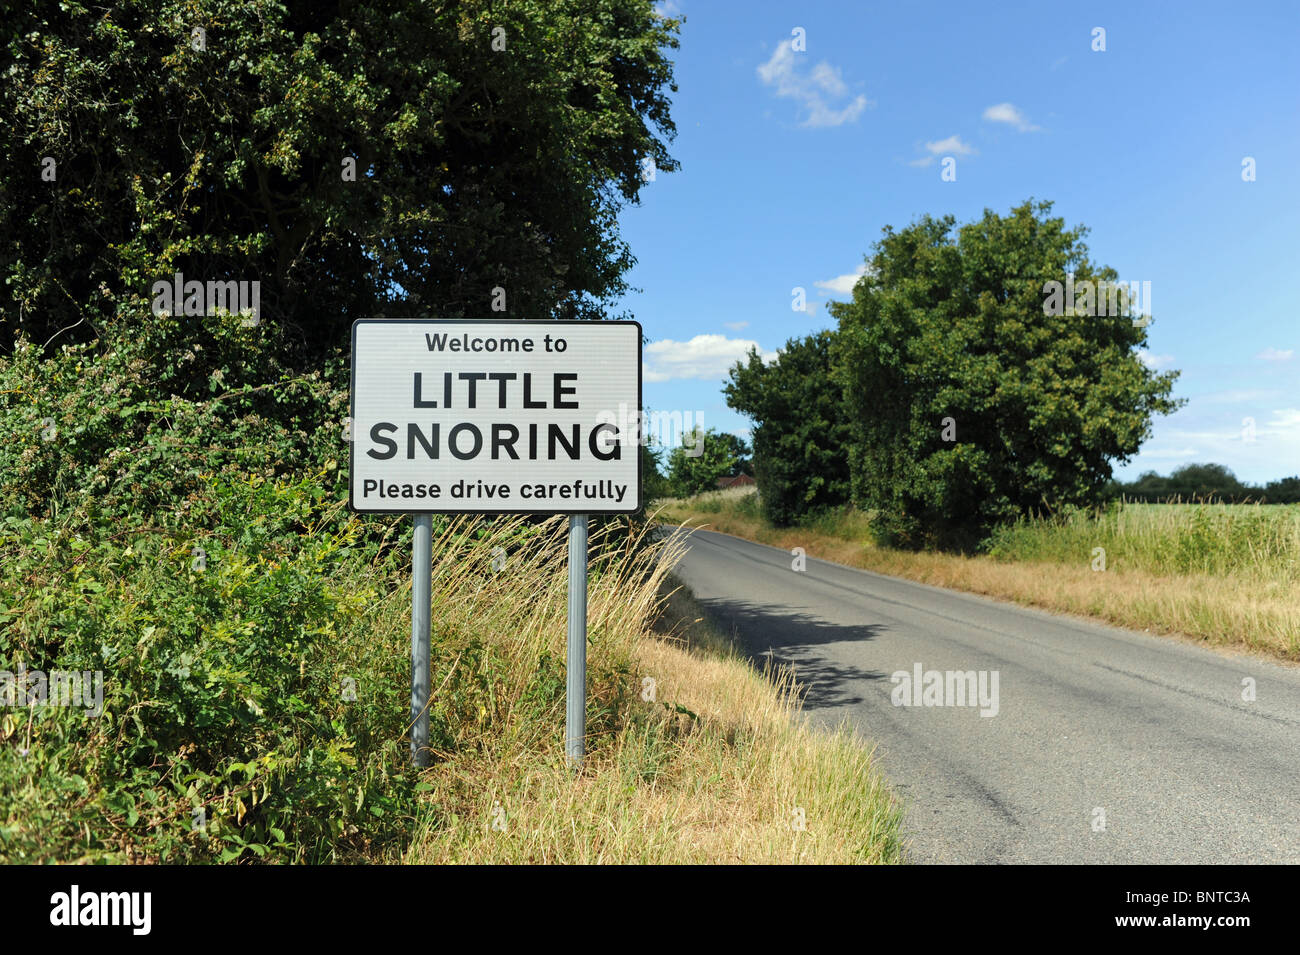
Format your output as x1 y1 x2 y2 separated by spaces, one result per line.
349 318 642 769
349 319 642 514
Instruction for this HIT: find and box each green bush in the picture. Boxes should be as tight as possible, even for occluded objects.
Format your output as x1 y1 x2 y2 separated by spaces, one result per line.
725 332 851 527
0 310 347 522
0 470 421 862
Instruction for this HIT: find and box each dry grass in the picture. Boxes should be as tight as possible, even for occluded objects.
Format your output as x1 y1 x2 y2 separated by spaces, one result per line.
399 513 905 864
658 494 1300 662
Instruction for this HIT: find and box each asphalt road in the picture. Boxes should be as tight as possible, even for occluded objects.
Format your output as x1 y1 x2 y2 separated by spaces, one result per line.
666 527 1300 864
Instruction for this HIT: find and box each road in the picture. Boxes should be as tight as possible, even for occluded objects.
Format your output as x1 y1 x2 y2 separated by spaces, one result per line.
666 527 1300 863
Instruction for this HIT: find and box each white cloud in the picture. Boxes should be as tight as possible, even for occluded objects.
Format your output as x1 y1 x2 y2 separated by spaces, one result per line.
1138 350 1176 370
1266 408 1300 431
1127 407 1300 482
653 1 682 16
643 334 777 382
982 102 1040 132
724 321 749 331
1142 447 1201 459
923 134 975 156
815 262 871 296
757 41 871 128
908 156 936 167
1255 347 1294 361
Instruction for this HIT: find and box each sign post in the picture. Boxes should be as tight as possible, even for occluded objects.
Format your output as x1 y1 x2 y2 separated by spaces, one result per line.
566 514 588 766
410 513 432 767
348 320 641 768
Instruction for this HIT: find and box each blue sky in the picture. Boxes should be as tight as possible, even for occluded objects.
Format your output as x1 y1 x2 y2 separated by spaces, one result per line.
619 0 1300 485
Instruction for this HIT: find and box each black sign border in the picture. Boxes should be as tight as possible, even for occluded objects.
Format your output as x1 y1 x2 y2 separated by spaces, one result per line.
348 318 643 515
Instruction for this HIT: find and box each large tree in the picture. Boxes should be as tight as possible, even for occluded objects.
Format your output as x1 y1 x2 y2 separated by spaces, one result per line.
0 0 680 516
725 331 851 526
666 426 749 497
0 0 680 359
830 200 1182 550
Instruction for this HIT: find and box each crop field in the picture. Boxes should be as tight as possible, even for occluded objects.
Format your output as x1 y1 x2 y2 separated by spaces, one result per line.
985 502 1300 581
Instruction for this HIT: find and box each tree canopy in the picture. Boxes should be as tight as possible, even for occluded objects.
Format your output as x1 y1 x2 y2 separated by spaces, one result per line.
725 331 851 526
724 200 1185 546
0 0 681 518
1 0 681 360
829 200 1181 548
666 426 749 497
1113 464 1300 504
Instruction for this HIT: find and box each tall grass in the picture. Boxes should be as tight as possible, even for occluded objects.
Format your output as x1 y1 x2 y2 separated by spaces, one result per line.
402 514 904 864
985 501 1300 580
407 644 905 864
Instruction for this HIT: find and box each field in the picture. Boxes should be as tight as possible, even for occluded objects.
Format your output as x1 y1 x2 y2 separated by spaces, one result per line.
659 492 1300 662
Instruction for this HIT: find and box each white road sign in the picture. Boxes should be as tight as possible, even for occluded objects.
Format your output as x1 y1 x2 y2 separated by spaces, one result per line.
349 319 642 513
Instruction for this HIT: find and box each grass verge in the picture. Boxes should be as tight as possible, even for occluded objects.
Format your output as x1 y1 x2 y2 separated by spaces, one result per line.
404 552 905 864
1 474 904 864
658 491 1300 663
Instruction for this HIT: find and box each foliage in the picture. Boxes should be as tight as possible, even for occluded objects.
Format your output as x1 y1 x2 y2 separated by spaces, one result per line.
640 440 672 503
1110 463 1300 504
0 470 417 862
725 331 851 526
0 306 348 521
829 199 1183 551
665 426 750 497
984 500 1300 581
1 0 681 364
0 466 685 862
0 0 682 529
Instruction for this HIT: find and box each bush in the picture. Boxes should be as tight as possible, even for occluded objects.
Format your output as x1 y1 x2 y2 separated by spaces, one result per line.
0 468 423 862
0 309 348 523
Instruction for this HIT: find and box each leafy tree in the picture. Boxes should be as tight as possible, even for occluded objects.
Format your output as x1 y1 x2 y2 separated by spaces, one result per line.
640 440 671 502
666 426 749 497
1162 463 1250 500
1116 470 1176 501
1263 475 1300 504
1115 463 1299 503
830 200 1183 550
711 432 754 477
1 0 680 356
0 0 680 515
725 331 851 525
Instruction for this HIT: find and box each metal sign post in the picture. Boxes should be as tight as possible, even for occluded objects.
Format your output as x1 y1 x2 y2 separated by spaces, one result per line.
347 319 640 770
566 514 588 768
411 513 432 767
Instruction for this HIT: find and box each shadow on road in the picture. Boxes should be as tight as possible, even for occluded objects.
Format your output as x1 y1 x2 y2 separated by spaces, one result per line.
694 595 890 710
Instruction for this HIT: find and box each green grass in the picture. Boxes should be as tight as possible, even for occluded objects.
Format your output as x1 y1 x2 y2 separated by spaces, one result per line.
985 501 1300 580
